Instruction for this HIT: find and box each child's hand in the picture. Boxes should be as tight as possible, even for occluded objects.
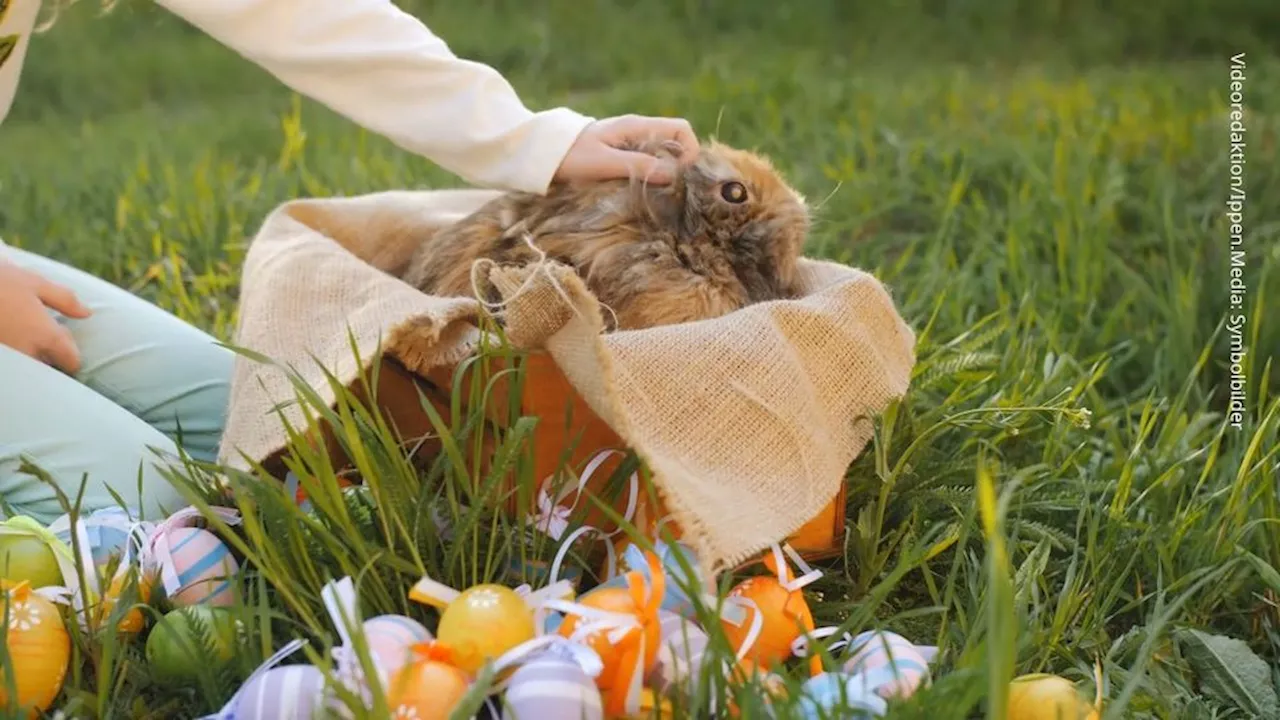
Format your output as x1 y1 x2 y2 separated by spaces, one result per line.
0 261 92 374
553 115 698 185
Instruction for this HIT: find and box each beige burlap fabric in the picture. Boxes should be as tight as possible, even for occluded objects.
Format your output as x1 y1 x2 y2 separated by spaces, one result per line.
218 188 917 571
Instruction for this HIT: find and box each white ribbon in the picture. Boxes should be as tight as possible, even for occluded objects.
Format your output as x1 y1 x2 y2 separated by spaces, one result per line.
769 542 823 592
488 634 606 693
721 595 765 664
198 638 308 720
790 625 855 659
530 450 640 541
145 506 242 597
547 525 618 587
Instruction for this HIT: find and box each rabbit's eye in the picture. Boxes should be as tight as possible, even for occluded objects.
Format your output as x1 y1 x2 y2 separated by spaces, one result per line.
720 181 748 204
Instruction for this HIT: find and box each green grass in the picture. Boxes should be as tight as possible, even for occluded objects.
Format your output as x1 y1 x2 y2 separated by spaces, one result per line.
1 0 1278 718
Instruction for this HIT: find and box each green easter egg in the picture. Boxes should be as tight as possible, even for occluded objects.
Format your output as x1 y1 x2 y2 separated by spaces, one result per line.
144 606 242 687
0 534 63 589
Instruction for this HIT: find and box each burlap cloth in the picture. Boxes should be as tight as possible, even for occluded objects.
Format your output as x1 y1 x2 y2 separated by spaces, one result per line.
217 188 917 572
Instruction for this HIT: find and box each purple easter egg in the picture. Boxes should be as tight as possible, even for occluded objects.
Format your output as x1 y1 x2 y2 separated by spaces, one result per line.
234 664 327 719
842 631 929 698
165 527 240 607
649 610 710 697
360 614 433 677
501 655 603 720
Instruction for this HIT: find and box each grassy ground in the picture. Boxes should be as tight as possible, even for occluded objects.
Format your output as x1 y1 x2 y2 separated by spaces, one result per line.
1 0 1278 718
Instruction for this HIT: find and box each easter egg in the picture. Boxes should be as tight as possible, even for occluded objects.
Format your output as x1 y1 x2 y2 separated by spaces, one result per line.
612 542 705 619
649 610 709 697
0 534 63 589
0 581 71 717
360 614 434 678
437 584 534 674
49 506 139 570
145 605 243 687
721 576 810 670
797 672 887 719
1008 674 1099 720
387 645 471 720
161 527 240 606
94 567 154 635
234 664 328 719
842 630 930 698
501 654 603 720
557 586 660 690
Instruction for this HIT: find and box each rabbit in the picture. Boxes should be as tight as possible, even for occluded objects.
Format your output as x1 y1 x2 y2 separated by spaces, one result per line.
400 139 811 331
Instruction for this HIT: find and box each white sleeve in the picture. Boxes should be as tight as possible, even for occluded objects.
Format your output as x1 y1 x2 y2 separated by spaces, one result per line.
155 0 595 194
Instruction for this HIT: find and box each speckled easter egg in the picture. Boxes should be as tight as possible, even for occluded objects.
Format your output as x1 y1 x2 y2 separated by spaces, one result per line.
0 581 71 717
0 534 62 590
49 506 138 570
234 664 328 719
145 605 243 687
437 584 535 674
721 576 807 670
361 614 434 678
162 527 239 606
842 630 930 698
649 610 710 697
1008 674 1100 720
797 672 887 719
501 654 603 720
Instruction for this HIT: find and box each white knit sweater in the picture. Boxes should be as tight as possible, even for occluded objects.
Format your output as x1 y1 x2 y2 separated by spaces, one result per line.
0 0 594 195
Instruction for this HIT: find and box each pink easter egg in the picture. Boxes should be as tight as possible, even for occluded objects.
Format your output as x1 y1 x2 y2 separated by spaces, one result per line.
235 664 327 719
165 527 240 607
649 610 710 698
360 614 433 678
842 630 929 698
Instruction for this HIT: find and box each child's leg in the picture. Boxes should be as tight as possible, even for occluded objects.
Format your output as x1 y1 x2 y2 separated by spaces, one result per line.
0 344 188 523
4 247 232 463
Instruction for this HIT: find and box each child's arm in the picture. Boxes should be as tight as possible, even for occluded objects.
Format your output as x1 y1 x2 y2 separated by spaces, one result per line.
157 0 693 194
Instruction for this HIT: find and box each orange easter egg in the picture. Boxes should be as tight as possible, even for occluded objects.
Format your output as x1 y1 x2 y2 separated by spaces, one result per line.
0 581 71 717
436 584 535 674
721 576 812 671
557 586 661 686
386 643 471 720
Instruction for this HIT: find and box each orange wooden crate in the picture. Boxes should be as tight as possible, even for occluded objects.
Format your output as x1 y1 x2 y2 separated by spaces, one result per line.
299 350 847 564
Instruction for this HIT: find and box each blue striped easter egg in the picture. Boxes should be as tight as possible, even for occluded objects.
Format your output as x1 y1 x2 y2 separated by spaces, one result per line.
234 664 327 719
360 614 433 678
842 631 930 698
501 655 603 720
165 527 240 607
650 610 710 698
798 671 888 719
49 507 139 569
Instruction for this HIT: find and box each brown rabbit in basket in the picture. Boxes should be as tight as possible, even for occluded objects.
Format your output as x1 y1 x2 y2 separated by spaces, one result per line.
400 139 811 330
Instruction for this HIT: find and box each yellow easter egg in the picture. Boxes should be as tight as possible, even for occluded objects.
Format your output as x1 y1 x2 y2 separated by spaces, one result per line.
0 581 71 718
436 584 534 674
1008 674 1100 720
94 567 154 635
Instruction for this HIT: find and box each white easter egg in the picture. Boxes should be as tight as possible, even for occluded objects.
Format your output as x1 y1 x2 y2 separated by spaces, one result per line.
234 664 327 719
841 630 930 698
649 610 710 697
501 654 603 720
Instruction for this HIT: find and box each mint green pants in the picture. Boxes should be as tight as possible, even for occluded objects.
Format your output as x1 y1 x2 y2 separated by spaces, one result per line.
0 247 232 524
